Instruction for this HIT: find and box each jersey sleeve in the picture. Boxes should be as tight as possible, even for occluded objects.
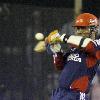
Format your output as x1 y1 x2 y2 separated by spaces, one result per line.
93 39 100 59
53 52 64 70
67 35 100 59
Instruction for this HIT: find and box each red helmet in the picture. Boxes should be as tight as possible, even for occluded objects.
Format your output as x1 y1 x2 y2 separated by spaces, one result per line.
74 13 99 27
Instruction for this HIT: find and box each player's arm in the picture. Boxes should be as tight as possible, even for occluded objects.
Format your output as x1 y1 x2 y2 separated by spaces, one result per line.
45 30 65 70
63 35 100 59
53 52 64 70
45 44 65 70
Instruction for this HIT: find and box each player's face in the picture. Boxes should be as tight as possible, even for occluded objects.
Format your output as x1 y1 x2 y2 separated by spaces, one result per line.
74 26 97 40
74 26 90 37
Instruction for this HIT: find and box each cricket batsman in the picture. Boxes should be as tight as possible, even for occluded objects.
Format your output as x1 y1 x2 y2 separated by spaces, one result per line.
45 13 100 100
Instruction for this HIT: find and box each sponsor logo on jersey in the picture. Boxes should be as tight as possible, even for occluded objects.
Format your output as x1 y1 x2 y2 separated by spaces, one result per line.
67 53 81 62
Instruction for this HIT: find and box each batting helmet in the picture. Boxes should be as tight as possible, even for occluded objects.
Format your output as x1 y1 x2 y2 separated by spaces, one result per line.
74 13 99 27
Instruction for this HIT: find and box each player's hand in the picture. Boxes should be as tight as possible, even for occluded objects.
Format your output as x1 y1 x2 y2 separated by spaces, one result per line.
50 43 61 53
46 30 61 44
45 36 61 54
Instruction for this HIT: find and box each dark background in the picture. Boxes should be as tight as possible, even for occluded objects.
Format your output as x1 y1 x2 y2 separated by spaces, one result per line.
0 0 100 100
0 0 100 15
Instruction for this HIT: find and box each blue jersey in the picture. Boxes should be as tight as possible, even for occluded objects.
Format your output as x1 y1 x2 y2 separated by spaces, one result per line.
53 38 100 93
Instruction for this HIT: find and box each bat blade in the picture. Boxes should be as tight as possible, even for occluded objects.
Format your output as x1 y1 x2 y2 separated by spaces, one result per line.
34 41 46 52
